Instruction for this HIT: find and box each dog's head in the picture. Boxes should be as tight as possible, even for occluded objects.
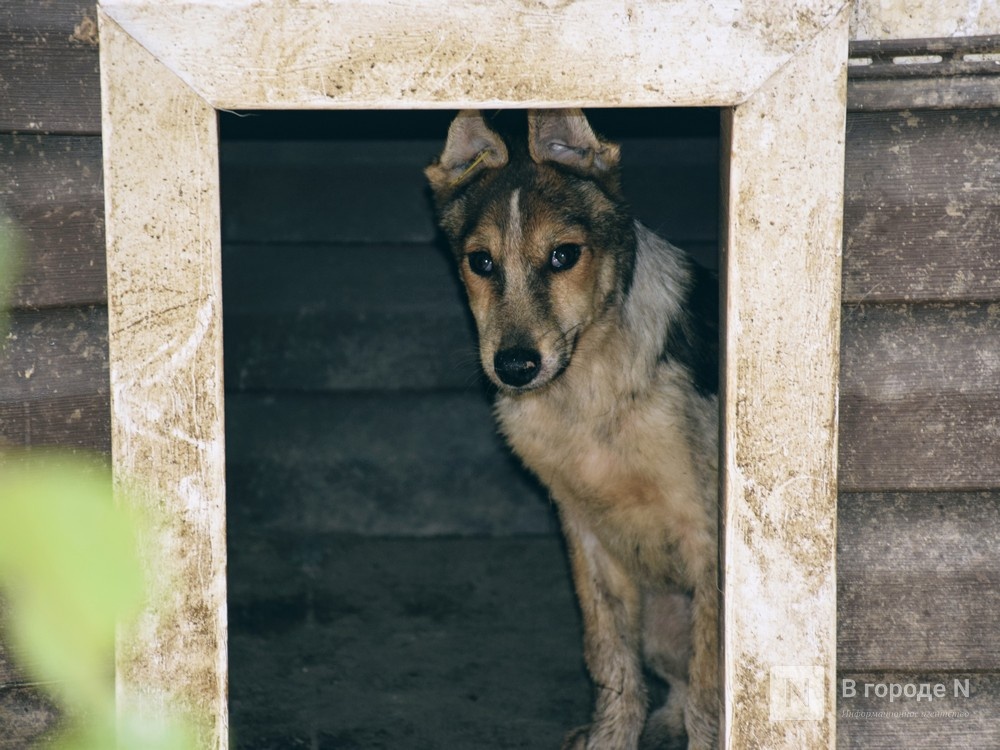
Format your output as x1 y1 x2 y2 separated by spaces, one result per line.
426 110 636 393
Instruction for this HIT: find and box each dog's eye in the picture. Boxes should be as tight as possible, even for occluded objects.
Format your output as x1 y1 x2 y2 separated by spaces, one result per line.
550 244 582 272
467 250 495 277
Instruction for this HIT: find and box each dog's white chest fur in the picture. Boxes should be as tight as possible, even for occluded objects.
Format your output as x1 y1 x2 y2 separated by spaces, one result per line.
496 372 715 588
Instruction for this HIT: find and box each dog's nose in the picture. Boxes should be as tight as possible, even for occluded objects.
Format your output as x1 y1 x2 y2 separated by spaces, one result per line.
493 348 542 387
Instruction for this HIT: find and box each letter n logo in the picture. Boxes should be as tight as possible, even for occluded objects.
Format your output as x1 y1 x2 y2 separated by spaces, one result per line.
770 666 826 721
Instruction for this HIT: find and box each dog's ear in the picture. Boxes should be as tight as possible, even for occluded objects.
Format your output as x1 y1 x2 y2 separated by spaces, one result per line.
528 109 621 175
425 110 508 194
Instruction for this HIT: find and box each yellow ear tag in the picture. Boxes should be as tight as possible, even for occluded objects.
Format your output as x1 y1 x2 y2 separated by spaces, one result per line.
451 149 490 186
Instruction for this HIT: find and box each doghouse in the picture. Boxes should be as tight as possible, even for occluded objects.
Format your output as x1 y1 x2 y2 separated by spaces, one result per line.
99 3 845 747
2 1 998 747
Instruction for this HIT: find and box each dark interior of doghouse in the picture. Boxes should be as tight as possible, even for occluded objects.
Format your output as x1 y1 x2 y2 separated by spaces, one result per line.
219 108 720 749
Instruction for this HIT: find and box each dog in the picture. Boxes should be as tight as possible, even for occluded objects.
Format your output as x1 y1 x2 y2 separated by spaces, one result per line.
425 109 719 750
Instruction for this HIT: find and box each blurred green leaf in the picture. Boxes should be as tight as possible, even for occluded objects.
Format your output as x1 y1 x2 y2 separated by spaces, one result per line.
0 211 21 333
0 454 142 709
0 453 197 747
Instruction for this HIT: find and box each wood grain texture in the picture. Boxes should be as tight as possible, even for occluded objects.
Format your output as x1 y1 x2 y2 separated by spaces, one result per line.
838 302 1000 492
100 0 848 110
720 13 847 747
850 1 1000 41
0 1 101 134
99 13 227 746
222 242 481 392
842 109 1000 303
0 684 60 748
220 135 720 249
0 134 106 308
838 492 1000 671
0 307 109 452
225 392 557 537
848 76 1000 111
227 534 588 750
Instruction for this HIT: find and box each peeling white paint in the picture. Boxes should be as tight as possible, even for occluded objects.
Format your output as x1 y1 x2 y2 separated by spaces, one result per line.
722 9 846 746
851 0 1000 40
100 0 848 109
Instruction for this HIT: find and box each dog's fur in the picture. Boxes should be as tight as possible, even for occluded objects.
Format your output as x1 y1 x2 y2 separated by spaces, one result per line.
426 110 719 750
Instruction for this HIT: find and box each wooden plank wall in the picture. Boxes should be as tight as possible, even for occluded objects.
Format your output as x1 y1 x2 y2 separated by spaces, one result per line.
1 2 999 743
1 2 103 743
837 104 1000 747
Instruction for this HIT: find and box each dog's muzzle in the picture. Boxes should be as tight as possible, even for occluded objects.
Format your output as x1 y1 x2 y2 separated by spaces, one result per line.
493 347 542 388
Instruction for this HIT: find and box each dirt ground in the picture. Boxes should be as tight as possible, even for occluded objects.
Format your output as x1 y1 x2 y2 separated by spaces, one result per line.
227 530 592 749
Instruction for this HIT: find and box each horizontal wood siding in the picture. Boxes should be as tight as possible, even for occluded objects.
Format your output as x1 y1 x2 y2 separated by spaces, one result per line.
1 7 104 739
226 534 589 748
835 104 1000 749
0 2 101 135
838 492 1000 672
0 684 60 749
225 392 558 537
839 302 1000 492
0 134 106 308
0 307 109 451
222 243 480 392
843 109 1000 303
219 134 720 258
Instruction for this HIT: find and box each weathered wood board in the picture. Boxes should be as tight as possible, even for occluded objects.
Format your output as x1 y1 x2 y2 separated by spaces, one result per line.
219 133 720 249
0 1 101 134
838 491 1000 672
227 534 589 750
221 243 481 393
843 109 1000 303
225 391 557 537
851 4 1000 42
0 134 106 308
839 303 1000 492
99 16 227 746
0 683 60 748
0 307 109 451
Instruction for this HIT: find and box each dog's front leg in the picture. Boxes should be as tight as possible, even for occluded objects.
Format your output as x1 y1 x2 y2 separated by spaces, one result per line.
560 511 646 750
684 567 720 750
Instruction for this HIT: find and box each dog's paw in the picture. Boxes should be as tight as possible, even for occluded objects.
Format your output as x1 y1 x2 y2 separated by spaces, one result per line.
560 725 590 750
683 699 719 750
639 704 687 750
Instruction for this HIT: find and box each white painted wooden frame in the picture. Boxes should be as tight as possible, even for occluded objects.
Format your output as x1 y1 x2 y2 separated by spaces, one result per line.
98 1 848 747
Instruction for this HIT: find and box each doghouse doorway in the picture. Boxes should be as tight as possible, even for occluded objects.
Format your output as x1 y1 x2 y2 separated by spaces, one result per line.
219 108 721 747
98 3 848 747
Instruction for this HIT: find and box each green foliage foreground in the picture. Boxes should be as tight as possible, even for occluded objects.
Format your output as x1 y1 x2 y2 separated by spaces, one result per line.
0 454 196 748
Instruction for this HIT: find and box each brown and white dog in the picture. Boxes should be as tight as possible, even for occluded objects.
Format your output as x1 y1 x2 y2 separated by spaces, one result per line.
426 109 719 750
